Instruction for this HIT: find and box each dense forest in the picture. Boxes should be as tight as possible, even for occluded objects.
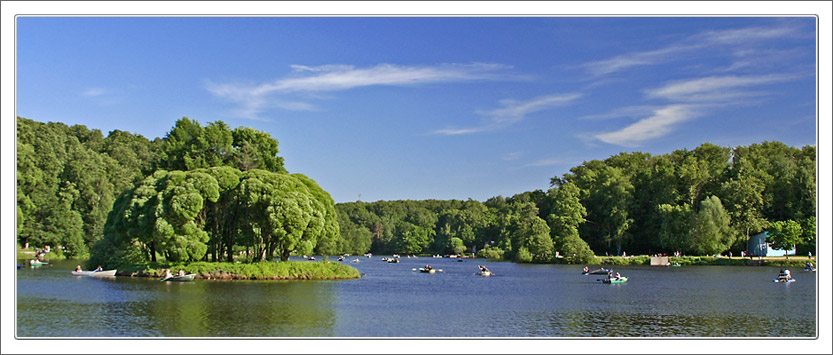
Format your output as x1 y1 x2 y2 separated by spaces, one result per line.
17 116 816 266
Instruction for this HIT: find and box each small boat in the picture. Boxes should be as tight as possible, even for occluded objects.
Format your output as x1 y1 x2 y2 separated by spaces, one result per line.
86 269 117 278
338 256 344 261
352 258 360 263
308 256 316 261
667 263 681 267
477 271 492 277
773 278 796 283
387 258 399 263
72 270 96 276
583 268 610 275
161 274 196 282
602 277 628 284
419 268 436 274
803 268 816 272
29 260 47 267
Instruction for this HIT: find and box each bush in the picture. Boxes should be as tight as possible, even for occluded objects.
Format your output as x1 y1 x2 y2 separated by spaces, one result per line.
476 246 504 260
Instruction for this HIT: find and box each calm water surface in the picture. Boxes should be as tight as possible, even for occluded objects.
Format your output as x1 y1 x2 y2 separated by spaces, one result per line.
16 257 816 337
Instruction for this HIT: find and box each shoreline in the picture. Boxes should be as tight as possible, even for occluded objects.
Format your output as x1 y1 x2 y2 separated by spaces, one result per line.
110 260 362 281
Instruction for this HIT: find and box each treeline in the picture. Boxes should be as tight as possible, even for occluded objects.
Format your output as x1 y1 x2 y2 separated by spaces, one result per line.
17 117 339 267
17 116 816 265
336 142 816 261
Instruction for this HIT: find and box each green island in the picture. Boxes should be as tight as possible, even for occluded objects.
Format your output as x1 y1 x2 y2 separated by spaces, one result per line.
16 116 816 279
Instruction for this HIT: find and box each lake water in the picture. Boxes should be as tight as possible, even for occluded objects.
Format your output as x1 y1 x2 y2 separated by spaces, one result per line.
16 257 816 338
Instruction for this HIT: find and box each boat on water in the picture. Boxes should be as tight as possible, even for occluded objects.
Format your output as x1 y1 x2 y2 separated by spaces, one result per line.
804 268 816 272
387 258 399 263
773 278 796 283
583 268 610 275
84 269 117 277
71 270 95 276
667 263 682 267
161 274 196 282
477 270 492 277
419 268 436 274
602 276 628 284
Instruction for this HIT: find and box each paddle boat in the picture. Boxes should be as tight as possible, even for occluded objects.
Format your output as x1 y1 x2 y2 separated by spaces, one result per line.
29 259 45 267
419 267 436 274
602 276 628 284
803 267 816 272
387 258 399 263
773 269 795 283
161 273 196 282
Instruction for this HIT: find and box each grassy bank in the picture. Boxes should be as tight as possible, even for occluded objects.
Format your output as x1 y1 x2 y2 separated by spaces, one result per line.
17 246 69 261
114 260 361 280
592 255 815 267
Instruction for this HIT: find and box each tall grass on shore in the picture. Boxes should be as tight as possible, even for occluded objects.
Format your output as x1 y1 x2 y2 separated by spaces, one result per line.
116 260 361 280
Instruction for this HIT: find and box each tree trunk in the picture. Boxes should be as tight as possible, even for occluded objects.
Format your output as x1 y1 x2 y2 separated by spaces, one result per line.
150 241 157 262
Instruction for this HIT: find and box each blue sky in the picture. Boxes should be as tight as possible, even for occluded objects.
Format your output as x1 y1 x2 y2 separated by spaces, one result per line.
16 17 817 203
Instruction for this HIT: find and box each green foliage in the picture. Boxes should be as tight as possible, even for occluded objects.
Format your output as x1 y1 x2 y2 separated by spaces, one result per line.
688 196 735 255
767 220 803 252
476 246 504 260
449 237 466 255
556 234 596 264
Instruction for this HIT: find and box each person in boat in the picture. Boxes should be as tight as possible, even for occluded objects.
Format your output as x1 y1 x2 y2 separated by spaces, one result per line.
583 266 589 273
95 265 103 271
75 265 82 272
425 265 432 271
479 265 490 273
615 272 621 279
177 269 185 277
607 271 614 280
164 269 173 279
784 269 791 279
805 262 814 269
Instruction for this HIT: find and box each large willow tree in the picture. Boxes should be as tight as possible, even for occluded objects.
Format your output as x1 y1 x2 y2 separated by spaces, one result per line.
91 168 338 267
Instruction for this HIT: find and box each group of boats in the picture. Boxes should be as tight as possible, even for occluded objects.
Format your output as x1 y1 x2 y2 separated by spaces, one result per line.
69 266 195 282
582 267 628 284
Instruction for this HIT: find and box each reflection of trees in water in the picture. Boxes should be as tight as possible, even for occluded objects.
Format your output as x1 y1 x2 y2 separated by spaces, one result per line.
145 281 337 337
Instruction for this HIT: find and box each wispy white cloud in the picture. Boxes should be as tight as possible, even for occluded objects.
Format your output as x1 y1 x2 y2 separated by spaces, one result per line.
434 93 581 135
81 87 108 97
524 157 564 167
502 151 523 161
645 74 798 102
594 104 700 147
207 63 512 119
582 24 802 77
